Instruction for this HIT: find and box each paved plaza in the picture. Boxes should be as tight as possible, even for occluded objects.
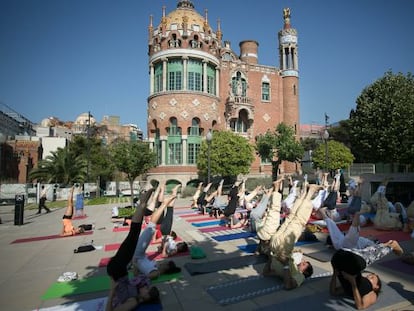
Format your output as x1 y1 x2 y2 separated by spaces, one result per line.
0 197 413 311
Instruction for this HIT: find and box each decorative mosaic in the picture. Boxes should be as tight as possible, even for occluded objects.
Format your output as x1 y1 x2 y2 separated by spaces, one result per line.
181 110 189 119
169 98 177 106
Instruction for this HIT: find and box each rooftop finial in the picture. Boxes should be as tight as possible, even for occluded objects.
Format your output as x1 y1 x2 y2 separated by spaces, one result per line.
283 7 291 29
177 0 194 9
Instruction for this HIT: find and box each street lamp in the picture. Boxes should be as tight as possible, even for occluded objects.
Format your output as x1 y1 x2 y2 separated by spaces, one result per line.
323 128 329 173
206 129 212 184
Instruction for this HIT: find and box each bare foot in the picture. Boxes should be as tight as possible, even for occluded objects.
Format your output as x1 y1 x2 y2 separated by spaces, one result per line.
387 240 404 256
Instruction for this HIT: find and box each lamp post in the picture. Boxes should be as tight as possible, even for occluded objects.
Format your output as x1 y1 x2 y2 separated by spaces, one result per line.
323 113 330 173
206 129 212 184
86 111 91 182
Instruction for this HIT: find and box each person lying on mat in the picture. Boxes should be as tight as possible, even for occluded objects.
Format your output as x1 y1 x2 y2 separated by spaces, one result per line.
106 187 161 311
133 185 182 279
257 179 322 289
330 239 404 310
324 211 377 250
60 186 92 236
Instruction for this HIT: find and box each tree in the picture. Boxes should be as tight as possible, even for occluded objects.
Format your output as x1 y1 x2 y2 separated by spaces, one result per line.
197 130 254 179
256 123 304 180
69 136 114 191
29 147 87 185
349 71 414 165
328 119 352 149
109 140 157 205
311 140 355 172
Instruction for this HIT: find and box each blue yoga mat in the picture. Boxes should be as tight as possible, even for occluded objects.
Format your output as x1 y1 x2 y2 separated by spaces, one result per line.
192 219 227 227
212 231 256 241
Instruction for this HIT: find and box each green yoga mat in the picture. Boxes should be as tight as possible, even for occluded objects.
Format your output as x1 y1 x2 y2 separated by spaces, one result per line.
41 272 181 300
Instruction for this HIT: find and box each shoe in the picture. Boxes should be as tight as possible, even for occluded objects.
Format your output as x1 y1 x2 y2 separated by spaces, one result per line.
46 210 51 213
36 212 41 214
57 272 78 282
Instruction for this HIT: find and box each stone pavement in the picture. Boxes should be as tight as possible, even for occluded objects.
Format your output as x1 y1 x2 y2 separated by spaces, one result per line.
0 198 413 311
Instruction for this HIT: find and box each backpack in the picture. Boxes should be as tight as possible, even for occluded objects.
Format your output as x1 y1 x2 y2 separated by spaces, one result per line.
74 241 95 253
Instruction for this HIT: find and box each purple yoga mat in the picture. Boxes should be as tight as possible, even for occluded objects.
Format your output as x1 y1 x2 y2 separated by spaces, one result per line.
379 258 414 274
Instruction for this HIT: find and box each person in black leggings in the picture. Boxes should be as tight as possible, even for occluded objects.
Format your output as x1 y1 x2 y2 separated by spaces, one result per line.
106 188 160 311
330 240 404 310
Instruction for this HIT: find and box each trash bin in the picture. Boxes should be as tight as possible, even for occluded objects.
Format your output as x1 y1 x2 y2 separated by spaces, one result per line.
14 194 25 225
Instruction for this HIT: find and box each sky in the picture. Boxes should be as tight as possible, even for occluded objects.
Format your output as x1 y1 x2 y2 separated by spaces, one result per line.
1 0 414 137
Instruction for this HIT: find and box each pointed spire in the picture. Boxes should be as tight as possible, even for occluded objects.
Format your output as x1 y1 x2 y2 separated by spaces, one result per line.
216 18 222 41
204 9 209 32
148 15 153 45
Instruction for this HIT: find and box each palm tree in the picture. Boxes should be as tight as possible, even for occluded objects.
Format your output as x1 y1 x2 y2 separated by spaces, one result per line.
29 147 87 185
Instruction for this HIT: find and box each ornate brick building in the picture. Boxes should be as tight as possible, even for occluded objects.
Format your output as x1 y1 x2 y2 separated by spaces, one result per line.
146 1 299 186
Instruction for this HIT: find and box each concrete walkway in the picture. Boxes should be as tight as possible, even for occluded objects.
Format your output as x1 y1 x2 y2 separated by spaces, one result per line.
0 198 413 311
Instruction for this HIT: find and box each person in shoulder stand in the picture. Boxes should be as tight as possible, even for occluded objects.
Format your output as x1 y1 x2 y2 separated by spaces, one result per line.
257 180 322 289
60 186 89 236
106 188 160 311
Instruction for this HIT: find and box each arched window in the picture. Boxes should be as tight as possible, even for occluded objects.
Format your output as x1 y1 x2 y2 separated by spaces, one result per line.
187 119 201 165
154 128 162 165
230 110 249 133
168 34 181 48
188 118 200 136
167 118 182 165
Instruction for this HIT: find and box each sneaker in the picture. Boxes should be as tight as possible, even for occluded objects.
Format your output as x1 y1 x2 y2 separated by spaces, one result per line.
63 272 78 280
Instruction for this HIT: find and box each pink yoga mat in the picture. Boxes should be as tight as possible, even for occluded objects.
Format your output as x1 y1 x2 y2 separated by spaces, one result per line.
199 225 232 233
185 216 221 222
11 230 93 244
72 215 88 220
179 213 204 218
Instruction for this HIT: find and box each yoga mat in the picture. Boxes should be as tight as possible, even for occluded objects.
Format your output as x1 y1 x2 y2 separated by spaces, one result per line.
256 282 406 311
376 231 411 243
72 215 88 220
186 216 218 223
378 258 414 275
184 254 267 276
306 249 335 262
104 237 183 251
179 213 205 218
112 226 130 232
199 225 232 233
238 240 320 254
211 231 256 242
192 220 227 227
11 231 93 244
41 271 181 300
37 297 162 311
98 250 189 267
206 266 331 305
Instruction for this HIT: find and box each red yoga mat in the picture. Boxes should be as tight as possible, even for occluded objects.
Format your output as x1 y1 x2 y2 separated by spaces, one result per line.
11 230 93 244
